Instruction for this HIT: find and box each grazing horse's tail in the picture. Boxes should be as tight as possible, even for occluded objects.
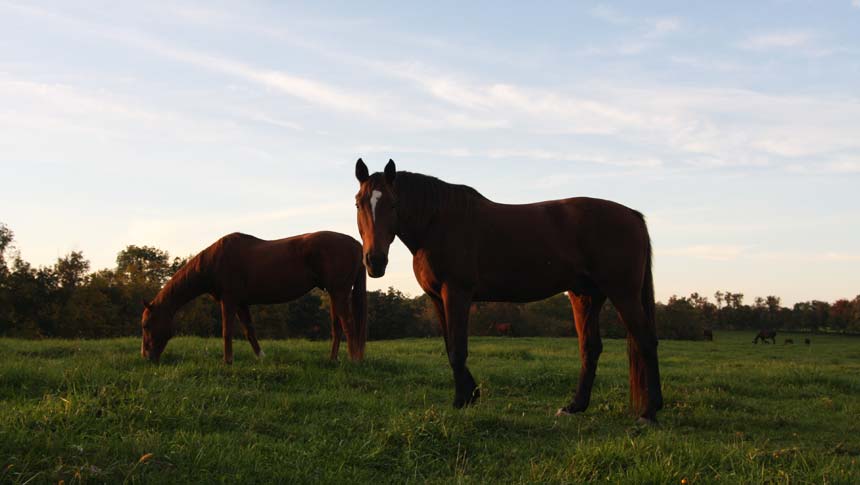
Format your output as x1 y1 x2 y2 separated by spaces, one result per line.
641 234 656 336
350 264 368 360
628 215 661 414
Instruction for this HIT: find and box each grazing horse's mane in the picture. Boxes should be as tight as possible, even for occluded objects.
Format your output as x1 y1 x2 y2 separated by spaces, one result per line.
393 171 487 219
152 244 214 310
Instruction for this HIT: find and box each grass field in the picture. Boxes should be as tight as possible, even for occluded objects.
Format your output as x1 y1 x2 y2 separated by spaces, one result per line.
1 332 858 484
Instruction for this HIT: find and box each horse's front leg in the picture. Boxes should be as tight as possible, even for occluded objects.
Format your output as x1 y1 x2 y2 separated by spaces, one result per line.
442 285 479 408
221 300 236 364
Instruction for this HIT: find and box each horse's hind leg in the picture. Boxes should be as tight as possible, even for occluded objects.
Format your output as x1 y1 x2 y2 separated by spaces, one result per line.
557 292 605 416
237 305 262 358
328 296 341 361
331 289 363 361
614 296 663 423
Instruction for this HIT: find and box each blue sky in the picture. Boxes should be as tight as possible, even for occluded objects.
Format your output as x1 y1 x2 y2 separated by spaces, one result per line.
1 1 859 305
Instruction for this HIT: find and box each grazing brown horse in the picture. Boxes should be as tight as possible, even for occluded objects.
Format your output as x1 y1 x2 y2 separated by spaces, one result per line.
141 231 367 363
784 338 794 345
805 338 811 345
354 159 662 422
753 329 777 344
703 328 714 341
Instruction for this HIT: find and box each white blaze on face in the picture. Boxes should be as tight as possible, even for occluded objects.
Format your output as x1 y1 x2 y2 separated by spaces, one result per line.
370 190 383 222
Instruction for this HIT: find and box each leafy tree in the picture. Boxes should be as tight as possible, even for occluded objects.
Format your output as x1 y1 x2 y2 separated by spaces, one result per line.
116 245 172 286
368 287 423 339
55 251 90 290
0 222 12 277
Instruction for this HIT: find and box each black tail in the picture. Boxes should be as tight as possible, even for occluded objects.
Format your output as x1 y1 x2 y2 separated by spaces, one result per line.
628 214 661 414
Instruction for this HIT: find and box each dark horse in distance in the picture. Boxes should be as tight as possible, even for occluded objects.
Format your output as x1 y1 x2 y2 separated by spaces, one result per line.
753 329 777 344
141 231 367 363
354 159 662 422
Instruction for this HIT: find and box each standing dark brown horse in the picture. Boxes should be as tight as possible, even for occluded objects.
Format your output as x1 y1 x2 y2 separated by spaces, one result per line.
354 159 662 422
141 231 367 363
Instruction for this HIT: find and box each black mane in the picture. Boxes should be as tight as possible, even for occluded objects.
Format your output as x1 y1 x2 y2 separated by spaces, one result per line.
391 171 486 217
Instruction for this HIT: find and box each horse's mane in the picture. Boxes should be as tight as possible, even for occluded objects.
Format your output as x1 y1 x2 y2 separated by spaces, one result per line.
393 171 487 218
152 246 212 309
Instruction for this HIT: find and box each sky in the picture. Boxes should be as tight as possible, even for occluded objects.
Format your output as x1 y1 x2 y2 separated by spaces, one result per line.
1 1 859 306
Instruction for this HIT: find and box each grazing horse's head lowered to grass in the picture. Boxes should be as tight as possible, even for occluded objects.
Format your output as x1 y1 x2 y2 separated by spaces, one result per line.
141 300 172 362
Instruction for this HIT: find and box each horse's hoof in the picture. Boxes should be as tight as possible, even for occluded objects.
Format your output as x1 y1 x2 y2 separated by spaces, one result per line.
453 388 480 409
636 417 658 426
257 350 265 359
555 408 572 417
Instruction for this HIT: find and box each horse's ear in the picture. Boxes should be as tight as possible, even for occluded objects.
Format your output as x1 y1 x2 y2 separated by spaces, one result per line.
142 299 152 310
355 158 369 183
384 159 396 185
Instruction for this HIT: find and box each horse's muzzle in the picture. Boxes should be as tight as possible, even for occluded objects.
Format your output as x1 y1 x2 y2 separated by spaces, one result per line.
365 253 388 278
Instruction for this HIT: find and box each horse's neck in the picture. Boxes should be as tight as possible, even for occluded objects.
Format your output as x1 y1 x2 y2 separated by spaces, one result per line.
395 180 484 255
153 266 209 314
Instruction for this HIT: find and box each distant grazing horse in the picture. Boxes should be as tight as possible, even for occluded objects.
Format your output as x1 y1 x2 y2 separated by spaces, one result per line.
784 338 794 344
703 328 714 341
354 159 662 422
489 323 513 336
141 232 367 363
805 338 811 345
753 329 777 344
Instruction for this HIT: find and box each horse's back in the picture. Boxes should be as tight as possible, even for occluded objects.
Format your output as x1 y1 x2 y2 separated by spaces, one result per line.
211 231 361 304
468 197 649 301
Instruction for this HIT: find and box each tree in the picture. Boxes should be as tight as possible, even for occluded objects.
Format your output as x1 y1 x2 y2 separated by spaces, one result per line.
116 245 172 286
0 222 12 277
368 287 424 339
55 251 90 290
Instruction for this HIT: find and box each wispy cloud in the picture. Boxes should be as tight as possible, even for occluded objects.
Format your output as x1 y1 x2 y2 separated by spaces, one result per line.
0 2 381 116
663 245 748 261
586 5 681 55
736 30 841 58
590 5 630 24
740 31 813 50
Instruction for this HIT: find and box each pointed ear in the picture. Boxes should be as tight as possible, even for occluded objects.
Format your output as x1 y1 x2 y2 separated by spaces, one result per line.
355 158 369 183
384 159 396 185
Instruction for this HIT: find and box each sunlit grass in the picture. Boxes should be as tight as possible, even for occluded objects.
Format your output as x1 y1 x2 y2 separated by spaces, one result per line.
1 332 858 483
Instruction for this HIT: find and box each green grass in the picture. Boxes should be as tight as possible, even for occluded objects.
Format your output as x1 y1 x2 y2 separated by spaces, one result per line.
1 332 858 484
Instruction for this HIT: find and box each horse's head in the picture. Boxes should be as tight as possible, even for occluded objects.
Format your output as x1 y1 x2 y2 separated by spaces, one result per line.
355 158 397 278
140 300 173 362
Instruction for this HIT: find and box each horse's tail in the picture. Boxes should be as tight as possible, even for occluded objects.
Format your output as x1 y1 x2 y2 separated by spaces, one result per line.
628 214 660 414
349 263 368 361
641 232 655 333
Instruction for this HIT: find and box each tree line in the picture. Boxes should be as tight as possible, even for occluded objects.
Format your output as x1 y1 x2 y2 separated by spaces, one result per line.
1 222 858 340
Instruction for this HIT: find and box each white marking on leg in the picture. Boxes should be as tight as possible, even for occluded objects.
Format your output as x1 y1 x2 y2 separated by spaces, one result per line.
370 190 382 222
258 350 266 359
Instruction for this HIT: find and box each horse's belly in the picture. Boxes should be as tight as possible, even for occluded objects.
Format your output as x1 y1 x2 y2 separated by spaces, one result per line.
474 267 592 303
239 271 317 305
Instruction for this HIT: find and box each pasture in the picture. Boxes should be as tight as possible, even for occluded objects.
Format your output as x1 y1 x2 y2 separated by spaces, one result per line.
1 332 858 484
